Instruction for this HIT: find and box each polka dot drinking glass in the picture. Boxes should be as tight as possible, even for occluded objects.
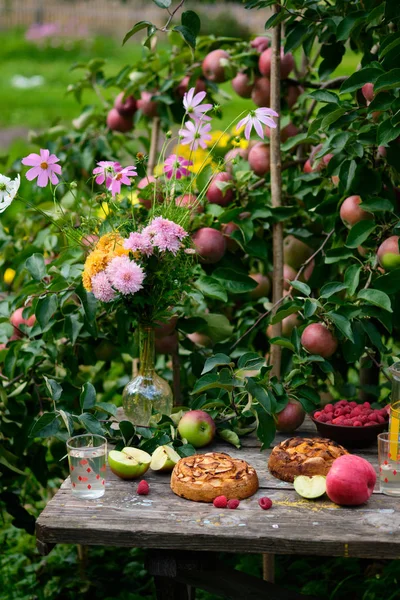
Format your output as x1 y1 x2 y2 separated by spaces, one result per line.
66 434 107 499
378 432 400 496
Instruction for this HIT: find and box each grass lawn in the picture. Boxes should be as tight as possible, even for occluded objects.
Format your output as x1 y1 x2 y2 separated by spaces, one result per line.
0 28 359 151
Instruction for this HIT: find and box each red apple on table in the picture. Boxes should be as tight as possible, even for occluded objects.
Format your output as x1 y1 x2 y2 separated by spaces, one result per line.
301 322 338 359
340 195 373 228
251 77 271 107
178 410 216 448
377 236 400 271
107 108 133 132
192 228 226 264
249 273 271 300
137 91 158 118
206 172 234 206
275 400 305 432
202 49 230 83
231 72 253 98
248 143 270 176
326 454 376 506
114 92 137 117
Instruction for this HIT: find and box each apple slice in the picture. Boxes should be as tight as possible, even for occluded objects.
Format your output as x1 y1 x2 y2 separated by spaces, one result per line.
293 475 327 499
151 445 181 472
108 447 151 480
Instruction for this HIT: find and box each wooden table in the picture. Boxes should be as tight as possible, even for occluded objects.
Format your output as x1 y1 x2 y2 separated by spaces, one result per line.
36 419 400 599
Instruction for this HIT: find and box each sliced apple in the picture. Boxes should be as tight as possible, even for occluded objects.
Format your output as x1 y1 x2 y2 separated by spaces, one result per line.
150 445 181 472
108 447 151 480
293 475 327 499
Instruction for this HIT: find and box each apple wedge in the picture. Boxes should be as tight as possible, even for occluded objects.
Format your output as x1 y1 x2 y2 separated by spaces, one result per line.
108 447 151 480
293 475 327 499
150 445 181 472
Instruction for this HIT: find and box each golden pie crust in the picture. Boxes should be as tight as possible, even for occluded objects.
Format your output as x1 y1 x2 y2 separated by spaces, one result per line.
268 437 349 483
170 452 259 502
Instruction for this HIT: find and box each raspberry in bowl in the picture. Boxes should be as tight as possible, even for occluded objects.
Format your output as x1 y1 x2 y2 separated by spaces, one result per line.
311 400 389 447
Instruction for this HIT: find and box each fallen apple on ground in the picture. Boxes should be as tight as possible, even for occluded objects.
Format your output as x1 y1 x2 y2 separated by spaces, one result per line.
108 447 151 480
150 445 181 472
294 475 327 499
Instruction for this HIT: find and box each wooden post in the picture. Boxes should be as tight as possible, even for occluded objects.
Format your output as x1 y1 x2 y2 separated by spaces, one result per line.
147 116 161 177
263 1 282 584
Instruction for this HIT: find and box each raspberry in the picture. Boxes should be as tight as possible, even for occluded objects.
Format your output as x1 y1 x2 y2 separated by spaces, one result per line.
259 497 273 510
353 420 362 427
325 418 332 424
325 411 333 419
334 409 344 417
325 404 333 412
363 402 371 409
359 415 369 424
368 413 378 422
318 414 327 422
314 411 322 419
364 421 377 427
332 416 345 424
343 419 353 426
137 480 149 495
213 495 228 508
227 499 240 509
376 414 386 424
351 407 362 417
349 401 358 408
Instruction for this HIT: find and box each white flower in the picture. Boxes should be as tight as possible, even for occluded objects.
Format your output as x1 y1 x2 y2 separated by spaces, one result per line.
0 174 20 213
236 107 279 140
183 87 212 122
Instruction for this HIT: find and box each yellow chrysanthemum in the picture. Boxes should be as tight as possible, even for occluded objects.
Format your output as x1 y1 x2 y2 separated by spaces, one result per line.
95 232 125 253
206 130 230 149
82 233 129 292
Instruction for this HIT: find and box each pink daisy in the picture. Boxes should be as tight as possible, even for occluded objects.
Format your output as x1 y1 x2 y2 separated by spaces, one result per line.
144 216 188 255
108 165 137 197
183 87 212 122
123 231 153 256
21 148 62 187
178 120 212 151
93 161 121 187
106 255 145 295
91 271 116 303
163 154 193 180
236 107 279 140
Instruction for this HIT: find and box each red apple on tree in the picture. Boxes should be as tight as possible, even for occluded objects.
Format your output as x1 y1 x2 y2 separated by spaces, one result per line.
361 83 374 103
326 454 376 506
192 228 226 264
222 221 240 252
224 148 248 172
251 77 271 107
10 307 36 338
283 264 297 290
137 91 158 118
176 76 206 98
231 72 254 98
286 84 303 108
177 410 216 448
248 142 270 176
187 332 213 348
377 235 400 271
283 235 312 270
137 176 162 209
266 122 299 142
266 313 300 339
301 322 338 359
206 172 234 206
340 195 373 228
249 273 271 299
176 194 203 214
202 49 230 83
114 92 137 117
275 400 305 432
155 332 179 354
250 36 270 53
107 108 133 132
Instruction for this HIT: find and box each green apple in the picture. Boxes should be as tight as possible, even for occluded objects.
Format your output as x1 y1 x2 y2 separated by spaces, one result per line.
108 447 151 480
150 445 181 472
177 410 216 448
294 475 326 499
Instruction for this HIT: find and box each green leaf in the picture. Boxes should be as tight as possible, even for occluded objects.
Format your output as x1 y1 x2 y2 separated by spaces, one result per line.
325 247 354 264
218 429 240 448
80 382 97 411
192 372 235 394
237 352 266 370
345 221 376 249
336 12 365 42
359 197 394 212
309 90 339 104
181 10 201 36
284 21 309 53
344 265 361 296
290 280 311 296
377 119 400 146
59 410 74 436
245 378 274 414
321 108 346 129
304 298 319 318
374 269 400 294
340 67 383 94
35 295 57 329
78 413 105 435
43 376 63 401
269 337 295 351
320 282 348 299
327 312 354 342
357 289 393 312
271 303 302 324
194 276 227 302
213 268 258 294
374 69 400 93
255 405 276 451
119 420 136 446
202 313 233 342
65 313 82 345
30 413 60 438
95 402 118 416
76 284 98 324
122 21 153 45
26 254 45 281
201 353 233 375
173 25 196 49
152 0 171 7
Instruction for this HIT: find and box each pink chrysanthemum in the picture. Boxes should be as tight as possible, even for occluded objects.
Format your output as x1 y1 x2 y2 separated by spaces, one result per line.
144 216 188 255
106 255 145 295
123 231 153 256
93 161 121 187
91 271 116 303
163 154 193 180
108 165 137 197
21 148 62 187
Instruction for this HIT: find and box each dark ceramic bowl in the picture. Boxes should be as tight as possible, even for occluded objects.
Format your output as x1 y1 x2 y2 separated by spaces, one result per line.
310 410 388 448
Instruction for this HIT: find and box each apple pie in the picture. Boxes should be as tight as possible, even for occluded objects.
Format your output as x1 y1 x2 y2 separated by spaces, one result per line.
171 452 259 502
268 436 348 483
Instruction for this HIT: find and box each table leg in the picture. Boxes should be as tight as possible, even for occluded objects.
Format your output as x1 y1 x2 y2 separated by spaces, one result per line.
147 550 196 600
263 553 275 583
153 577 193 600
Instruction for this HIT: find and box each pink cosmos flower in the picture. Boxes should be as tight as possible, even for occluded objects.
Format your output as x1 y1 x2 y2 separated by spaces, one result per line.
123 231 153 256
93 161 121 187
21 149 62 187
163 154 193 180
236 107 279 140
106 255 145 295
91 271 116 303
183 88 212 122
144 216 188 255
108 165 137 197
178 120 212 151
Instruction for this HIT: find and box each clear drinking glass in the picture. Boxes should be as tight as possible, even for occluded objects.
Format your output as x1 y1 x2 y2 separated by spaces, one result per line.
66 434 107 499
378 432 400 496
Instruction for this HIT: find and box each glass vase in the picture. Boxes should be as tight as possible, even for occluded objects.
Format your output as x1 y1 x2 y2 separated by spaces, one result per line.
122 325 173 426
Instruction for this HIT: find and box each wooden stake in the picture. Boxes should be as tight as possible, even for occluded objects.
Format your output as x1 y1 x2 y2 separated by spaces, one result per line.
147 116 160 177
269 2 283 379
